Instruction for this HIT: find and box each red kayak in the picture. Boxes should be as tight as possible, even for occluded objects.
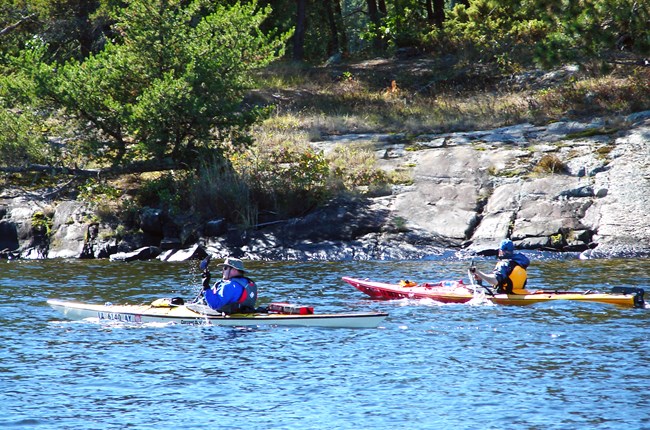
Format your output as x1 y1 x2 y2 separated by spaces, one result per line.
342 276 646 308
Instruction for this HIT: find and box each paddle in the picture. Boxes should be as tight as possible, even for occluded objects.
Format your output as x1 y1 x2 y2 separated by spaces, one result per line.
200 254 211 273
468 260 495 296
191 255 212 303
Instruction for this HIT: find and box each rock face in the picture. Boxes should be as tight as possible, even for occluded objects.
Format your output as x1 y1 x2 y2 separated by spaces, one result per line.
581 120 650 257
1 111 649 260
384 113 650 257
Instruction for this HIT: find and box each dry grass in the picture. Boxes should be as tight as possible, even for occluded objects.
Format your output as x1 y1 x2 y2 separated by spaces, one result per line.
254 60 650 143
533 71 650 118
533 154 567 174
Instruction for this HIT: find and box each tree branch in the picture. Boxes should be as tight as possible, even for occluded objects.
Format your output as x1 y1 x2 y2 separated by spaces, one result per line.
607 58 650 67
0 14 37 37
0 160 183 177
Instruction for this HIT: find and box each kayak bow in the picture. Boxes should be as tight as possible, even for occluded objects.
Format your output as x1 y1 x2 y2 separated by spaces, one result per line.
48 299 388 329
342 277 646 308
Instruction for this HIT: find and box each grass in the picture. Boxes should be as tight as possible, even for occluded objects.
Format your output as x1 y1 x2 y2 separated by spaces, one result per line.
533 154 567 174
259 82 534 137
254 59 650 141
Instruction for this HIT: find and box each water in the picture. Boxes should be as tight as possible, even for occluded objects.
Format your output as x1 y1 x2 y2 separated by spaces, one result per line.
2 256 650 429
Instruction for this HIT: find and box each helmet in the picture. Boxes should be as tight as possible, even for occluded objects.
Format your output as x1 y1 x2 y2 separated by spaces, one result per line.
499 239 515 254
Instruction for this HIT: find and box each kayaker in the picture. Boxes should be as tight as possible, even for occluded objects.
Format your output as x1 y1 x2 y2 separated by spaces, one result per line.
471 239 530 294
201 257 258 313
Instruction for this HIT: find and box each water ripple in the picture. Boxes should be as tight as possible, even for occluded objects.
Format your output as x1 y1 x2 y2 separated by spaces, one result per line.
1 258 649 429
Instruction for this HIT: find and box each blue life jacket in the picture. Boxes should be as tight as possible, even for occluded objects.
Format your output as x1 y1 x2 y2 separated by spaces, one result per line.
228 276 257 313
205 276 258 314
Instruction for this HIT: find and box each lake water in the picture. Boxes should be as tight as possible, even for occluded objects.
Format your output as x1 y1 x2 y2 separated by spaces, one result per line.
2 255 650 429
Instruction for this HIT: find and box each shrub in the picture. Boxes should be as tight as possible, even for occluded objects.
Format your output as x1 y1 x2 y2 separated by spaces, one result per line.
534 154 566 174
31 210 53 237
231 141 332 220
135 172 193 215
0 108 53 167
327 145 392 191
192 157 257 228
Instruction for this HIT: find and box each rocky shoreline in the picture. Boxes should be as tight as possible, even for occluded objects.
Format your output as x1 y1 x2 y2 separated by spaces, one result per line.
2 111 650 262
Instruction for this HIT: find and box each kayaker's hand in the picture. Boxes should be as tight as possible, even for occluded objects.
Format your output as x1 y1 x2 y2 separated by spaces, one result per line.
202 270 211 290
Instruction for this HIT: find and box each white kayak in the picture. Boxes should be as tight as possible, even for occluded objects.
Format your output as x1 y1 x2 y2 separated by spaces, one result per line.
47 299 388 329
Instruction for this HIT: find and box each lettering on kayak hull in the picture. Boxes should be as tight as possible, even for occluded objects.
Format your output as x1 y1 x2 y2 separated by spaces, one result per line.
97 312 142 323
96 311 204 325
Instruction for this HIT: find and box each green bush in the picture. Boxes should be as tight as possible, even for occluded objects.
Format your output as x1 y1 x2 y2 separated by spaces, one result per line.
425 0 650 70
192 156 257 228
31 210 54 237
232 141 332 220
136 172 192 215
327 145 392 190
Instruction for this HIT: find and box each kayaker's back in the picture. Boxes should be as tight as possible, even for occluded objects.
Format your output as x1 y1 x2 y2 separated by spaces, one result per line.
509 265 529 294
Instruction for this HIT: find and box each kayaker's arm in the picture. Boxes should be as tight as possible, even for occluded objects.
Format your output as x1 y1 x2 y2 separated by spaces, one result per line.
473 268 497 286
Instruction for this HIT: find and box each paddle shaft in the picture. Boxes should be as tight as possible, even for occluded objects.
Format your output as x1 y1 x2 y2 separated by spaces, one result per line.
192 256 212 303
468 263 495 296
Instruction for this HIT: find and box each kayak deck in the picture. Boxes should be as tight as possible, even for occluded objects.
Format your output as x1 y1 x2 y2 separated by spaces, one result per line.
342 277 646 308
48 299 388 328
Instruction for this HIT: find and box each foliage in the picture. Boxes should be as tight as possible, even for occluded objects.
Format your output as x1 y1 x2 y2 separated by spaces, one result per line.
424 0 650 70
31 210 53 237
135 172 194 215
256 0 650 64
369 1 431 51
327 145 392 190
535 0 650 65
231 141 332 220
4 0 290 171
262 0 340 60
0 0 116 66
78 177 122 204
0 105 52 166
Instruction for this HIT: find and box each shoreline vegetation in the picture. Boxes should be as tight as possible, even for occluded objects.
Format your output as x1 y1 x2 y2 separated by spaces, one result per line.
1 0 649 250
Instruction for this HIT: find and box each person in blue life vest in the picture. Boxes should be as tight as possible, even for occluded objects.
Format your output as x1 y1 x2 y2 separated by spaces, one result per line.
471 239 530 294
201 257 258 313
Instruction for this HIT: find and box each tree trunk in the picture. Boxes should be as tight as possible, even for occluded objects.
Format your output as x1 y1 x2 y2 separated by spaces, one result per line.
333 0 348 55
432 0 445 28
324 0 339 55
378 0 387 16
367 0 379 25
293 0 307 61
76 3 95 58
366 0 384 52
425 0 434 24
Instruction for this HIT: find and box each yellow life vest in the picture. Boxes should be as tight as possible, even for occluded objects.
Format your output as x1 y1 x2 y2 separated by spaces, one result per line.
399 280 418 287
508 265 529 294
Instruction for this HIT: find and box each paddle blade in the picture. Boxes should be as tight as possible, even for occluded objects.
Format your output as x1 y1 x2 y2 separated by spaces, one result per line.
200 256 211 271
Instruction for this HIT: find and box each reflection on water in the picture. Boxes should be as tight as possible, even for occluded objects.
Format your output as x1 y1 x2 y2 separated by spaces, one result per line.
1 256 650 429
